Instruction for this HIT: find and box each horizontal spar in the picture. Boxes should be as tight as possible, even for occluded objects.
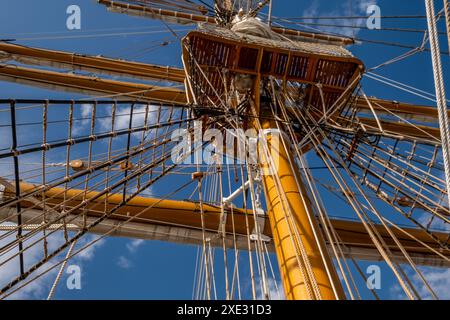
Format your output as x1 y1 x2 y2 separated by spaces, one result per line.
2 45 441 126
0 64 187 104
355 117 441 142
97 0 354 45
0 183 448 267
353 96 446 123
0 42 186 83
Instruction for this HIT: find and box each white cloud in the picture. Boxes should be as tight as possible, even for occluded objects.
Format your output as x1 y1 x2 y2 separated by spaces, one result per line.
0 227 106 299
0 230 62 299
126 239 145 253
115 239 145 270
256 278 285 300
390 266 450 300
80 103 93 118
73 234 105 261
117 255 132 269
98 104 159 136
68 103 163 150
414 267 450 299
302 0 379 37
302 0 320 23
72 103 94 135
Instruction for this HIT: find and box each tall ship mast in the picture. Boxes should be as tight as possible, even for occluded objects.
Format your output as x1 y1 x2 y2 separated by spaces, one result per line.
0 0 449 300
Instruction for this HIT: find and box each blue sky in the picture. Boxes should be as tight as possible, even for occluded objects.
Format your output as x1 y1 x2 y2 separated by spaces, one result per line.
0 0 449 300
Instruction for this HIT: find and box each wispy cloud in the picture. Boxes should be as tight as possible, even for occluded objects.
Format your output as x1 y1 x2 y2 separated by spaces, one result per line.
0 228 106 299
390 266 450 300
115 239 145 270
302 0 379 37
0 230 62 299
72 103 94 135
256 278 285 300
117 255 132 269
414 267 450 299
126 239 145 253
98 104 159 137
74 235 106 261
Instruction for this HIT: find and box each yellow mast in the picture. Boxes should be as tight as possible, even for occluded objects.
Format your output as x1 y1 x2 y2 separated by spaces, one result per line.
258 119 345 300
247 43 343 297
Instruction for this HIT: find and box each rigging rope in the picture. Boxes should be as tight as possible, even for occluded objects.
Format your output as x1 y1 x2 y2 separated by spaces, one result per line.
282 15 429 20
46 240 77 300
445 0 450 53
277 20 448 35
425 0 450 210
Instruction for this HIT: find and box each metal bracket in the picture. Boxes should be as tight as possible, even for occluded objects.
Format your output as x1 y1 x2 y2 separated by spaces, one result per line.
249 166 271 243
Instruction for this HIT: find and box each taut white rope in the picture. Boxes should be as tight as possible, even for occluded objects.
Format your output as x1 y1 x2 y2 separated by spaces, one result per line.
444 0 450 55
425 0 450 208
